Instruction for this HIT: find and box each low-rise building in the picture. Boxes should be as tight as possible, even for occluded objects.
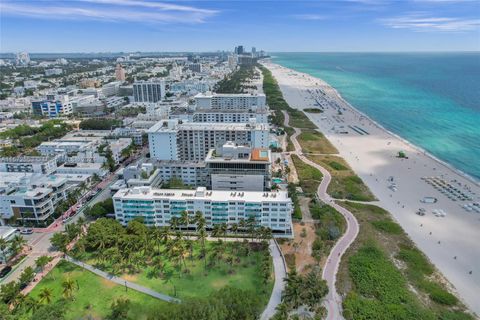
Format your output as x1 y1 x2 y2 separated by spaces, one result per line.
0 156 57 175
0 174 68 226
113 186 293 237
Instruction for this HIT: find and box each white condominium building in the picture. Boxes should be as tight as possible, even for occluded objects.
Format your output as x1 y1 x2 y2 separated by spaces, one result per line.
194 92 266 111
148 119 269 161
0 174 68 226
113 186 293 237
133 80 166 103
0 156 57 175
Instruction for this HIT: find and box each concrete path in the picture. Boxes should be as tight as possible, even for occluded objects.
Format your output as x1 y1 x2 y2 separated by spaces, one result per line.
284 110 360 320
261 239 288 320
65 256 180 303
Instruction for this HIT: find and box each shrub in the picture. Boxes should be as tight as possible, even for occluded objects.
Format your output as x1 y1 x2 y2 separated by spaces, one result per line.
371 220 403 234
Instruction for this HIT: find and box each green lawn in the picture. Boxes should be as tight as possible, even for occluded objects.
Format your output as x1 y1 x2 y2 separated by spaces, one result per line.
298 129 338 154
124 242 272 302
30 260 171 320
79 240 273 304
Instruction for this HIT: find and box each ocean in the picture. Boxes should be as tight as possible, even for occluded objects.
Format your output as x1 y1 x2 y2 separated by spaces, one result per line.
272 52 480 182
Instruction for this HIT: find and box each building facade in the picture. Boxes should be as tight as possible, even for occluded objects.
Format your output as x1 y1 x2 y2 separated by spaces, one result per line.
0 156 57 175
133 80 165 103
148 119 269 161
205 142 271 191
195 93 266 111
113 186 293 237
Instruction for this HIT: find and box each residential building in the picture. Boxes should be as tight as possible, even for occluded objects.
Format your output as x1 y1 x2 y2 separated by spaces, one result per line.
188 63 202 73
0 156 57 175
205 142 271 191
16 52 30 65
148 119 269 161
115 64 126 81
0 174 68 226
113 186 293 237
194 92 266 111
31 94 74 117
45 68 63 76
133 80 165 103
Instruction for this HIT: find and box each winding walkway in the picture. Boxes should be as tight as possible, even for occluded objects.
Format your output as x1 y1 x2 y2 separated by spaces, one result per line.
283 111 360 320
261 239 288 320
64 256 180 303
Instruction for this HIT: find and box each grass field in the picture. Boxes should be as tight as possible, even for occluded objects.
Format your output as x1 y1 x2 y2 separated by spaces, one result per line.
291 154 323 195
30 260 171 320
336 201 473 320
307 155 376 201
79 241 273 304
287 110 317 129
297 129 338 154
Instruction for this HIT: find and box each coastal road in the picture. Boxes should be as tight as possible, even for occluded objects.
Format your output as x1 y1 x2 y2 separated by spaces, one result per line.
283 111 360 320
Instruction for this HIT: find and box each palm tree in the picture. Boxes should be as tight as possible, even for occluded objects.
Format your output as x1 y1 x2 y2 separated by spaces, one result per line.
220 223 228 238
180 210 190 232
0 237 9 263
275 303 290 319
197 226 208 270
212 224 222 241
38 287 53 304
230 223 239 236
169 217 180 232
151 227 163 253
160 226 170 246
10 234 27 256
239 218 247 235
62 277 76 300
23 295 39 313
194 211 203 232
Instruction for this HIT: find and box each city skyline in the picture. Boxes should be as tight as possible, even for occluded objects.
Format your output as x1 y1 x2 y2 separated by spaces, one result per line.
1 0 479 53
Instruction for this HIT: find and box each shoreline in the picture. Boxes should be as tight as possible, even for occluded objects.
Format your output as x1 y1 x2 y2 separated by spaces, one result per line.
262 60 480 315
266 59 479 186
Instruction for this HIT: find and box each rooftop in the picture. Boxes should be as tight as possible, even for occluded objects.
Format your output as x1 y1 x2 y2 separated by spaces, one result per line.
114 186 290 203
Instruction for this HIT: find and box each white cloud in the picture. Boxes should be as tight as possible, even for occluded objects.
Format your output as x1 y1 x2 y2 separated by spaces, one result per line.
381 14 480 32
0 0 218 24
293 14 326 21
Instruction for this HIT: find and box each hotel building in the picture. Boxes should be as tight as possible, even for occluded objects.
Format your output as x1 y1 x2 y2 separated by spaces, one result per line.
113 186 293 237
133 80 166 103
147 119 269 161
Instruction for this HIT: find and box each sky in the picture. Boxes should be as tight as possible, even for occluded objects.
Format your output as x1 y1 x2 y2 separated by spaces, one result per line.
0 0 479 53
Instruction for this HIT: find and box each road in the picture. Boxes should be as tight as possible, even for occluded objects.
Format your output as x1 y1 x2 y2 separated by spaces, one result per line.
1 174 117 285
283 111 360 320
260 239 287 320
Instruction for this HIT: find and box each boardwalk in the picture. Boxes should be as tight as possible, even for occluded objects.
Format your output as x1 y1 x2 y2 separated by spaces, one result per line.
65 256 181 303
260 239 288 320
284 111 360 320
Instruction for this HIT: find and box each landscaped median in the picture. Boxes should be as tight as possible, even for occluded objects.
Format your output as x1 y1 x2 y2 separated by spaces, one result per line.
336 201 474 320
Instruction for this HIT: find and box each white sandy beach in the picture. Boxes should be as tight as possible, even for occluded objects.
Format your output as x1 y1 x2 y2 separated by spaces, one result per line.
262 61 480 315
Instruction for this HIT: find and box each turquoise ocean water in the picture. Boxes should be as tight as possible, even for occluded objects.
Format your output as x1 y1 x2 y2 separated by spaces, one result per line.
272 53 480 182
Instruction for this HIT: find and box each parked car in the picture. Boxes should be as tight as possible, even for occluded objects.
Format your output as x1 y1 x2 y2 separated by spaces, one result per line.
0 266 12 278
20 228 33 235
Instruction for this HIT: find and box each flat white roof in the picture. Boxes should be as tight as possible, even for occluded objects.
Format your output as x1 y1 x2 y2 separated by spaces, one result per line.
114 187 290 203
148 120 268 133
